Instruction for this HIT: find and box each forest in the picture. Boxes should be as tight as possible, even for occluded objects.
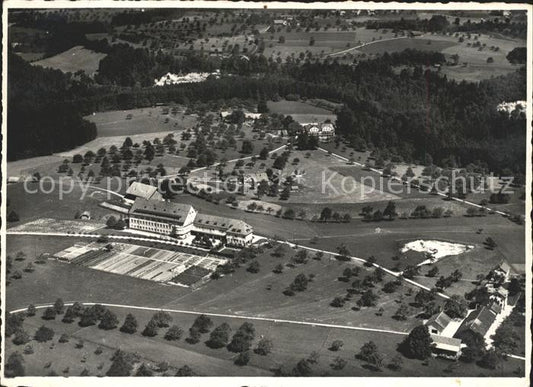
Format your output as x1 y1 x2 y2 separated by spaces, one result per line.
7 53 97 161
8 32 526 174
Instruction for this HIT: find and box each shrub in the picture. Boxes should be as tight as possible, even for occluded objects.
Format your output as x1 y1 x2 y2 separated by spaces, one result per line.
164 325 184 341
34 326 55 342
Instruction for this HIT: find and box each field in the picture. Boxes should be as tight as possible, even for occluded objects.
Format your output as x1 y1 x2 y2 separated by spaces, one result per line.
54 242 225 286
267 100 336 124
358 36 457 55
32 46 107 76
4 303 524 377
84 106 197 138
5 233 525 376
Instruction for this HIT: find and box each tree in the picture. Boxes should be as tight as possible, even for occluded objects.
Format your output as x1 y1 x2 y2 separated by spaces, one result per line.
259 147 269 160
186 326 202 344
135 363 154 376
12 329 30 345
42 307 57 320
234 351 250 366
290 273 309 292
273 263 284 274
53 298 65 315
207 323 232 349
293 358 312 376
62 306 77 323
331 356 347 370
58 333 70 343
34 325 55 342
98 309 119 330
336 244 350 260
192 314 213 333
151 311 172 328
357 341 383 368
320 207 333 222
176 365 194 376
330 340 344 351
478 350 499 369
393 303 409 321
164 325 184 341
5 352 25 377
492 324 519 354
399 325 433 359
247 260 260 273
257 100 269 113
120 313 138 334
331 296 345 308
142 319 158 337
255 338 273 356
228 322 256 352
427 266 439 277
444 295 468 318
106 350 133 376
508 278 521 296
26 304 36 317
106 216 117 228
7 210 20 222
388 355 404 371
383 201 397 220
358 289 378 307
241 140 254 154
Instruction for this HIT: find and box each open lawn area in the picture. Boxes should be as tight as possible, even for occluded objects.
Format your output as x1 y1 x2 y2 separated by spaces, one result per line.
32 46 107 76
84 106 198 138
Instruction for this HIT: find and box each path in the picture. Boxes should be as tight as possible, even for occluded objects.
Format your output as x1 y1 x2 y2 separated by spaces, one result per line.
8 301 408 336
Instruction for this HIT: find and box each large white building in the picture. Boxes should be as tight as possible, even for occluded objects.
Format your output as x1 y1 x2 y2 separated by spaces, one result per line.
127 196 254 247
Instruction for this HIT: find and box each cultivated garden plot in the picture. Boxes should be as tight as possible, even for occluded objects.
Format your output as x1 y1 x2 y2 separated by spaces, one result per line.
53 242 227 287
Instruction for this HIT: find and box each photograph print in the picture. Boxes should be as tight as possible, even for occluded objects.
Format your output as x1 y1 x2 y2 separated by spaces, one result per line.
1 1 531 385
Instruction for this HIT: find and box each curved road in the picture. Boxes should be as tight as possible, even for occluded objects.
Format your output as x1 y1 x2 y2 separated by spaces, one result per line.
9 301 408 336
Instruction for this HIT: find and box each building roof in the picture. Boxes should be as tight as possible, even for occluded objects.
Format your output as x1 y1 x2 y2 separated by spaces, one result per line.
129 198 194 225
194 213 253 236
498 261 511 274
125 182 161 201
430 334 462 352
458 306 497 337
426 311 453 332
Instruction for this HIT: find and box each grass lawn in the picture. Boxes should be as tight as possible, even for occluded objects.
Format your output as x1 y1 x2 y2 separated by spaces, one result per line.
84 106 198 137
359 36 458 55
32 46 107 76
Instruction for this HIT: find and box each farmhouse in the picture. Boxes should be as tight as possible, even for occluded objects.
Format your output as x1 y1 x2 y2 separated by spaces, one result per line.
430 334 463 360
127 197 254 247
124 181 163 204
426 311 453 336
301 122 336 142
455 305 497 338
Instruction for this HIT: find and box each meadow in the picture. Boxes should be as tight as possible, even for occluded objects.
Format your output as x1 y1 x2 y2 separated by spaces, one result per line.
32 46 107 76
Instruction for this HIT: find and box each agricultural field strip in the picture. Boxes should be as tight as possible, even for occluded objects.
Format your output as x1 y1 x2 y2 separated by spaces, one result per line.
8 302 408 336
317 147 508 216
328 35 413 57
